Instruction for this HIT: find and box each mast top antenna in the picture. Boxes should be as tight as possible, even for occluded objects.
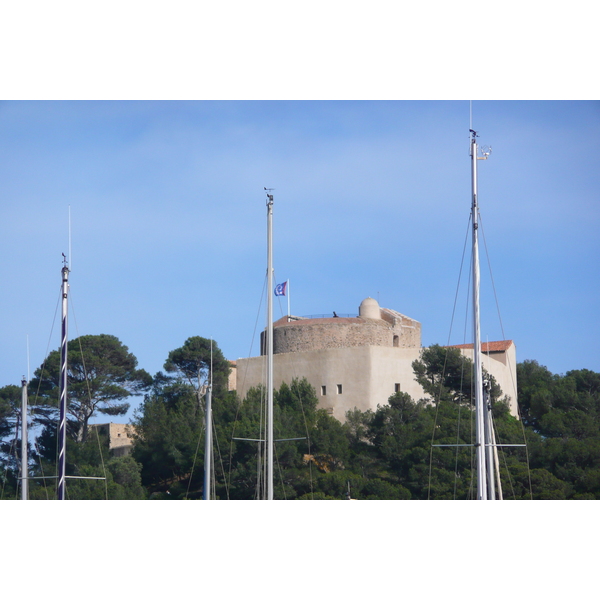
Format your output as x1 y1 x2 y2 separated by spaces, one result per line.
479 145 492 159
264 187 274 205
471 129 491 159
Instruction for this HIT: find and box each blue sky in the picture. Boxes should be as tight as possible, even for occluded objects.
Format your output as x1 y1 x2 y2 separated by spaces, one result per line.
1 100 598 422
2 4 599 589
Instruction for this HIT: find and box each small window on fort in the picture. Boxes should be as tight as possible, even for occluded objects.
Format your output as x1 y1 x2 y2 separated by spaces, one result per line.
321 386 326 396
337 384 343 394
393 335 399 347
395 383 401 393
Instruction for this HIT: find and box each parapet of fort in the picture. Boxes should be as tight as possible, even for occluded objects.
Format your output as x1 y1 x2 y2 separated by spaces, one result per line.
233 297 517 421
270 306 420 356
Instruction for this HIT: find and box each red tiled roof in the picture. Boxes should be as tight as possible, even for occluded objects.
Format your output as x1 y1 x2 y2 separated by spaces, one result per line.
450 340 514 353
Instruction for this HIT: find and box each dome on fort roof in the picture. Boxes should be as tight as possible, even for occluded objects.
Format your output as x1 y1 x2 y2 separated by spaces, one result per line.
359 297 380 320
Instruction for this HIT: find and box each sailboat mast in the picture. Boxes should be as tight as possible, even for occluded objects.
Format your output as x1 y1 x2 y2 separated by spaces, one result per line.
483 377 496 499
57 259 69 500
203 342 213 500
21 376 28 500
203 383 212 500
266 191 274 500
470 129 488 500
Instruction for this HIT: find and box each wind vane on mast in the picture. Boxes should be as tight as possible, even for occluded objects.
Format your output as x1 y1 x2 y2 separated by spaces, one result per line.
479 145 492 159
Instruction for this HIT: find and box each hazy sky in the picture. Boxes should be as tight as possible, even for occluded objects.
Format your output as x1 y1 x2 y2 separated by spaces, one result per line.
1 100 598 420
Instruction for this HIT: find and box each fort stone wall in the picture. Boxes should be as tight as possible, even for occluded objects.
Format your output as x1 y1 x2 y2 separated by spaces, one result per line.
233 297 518 421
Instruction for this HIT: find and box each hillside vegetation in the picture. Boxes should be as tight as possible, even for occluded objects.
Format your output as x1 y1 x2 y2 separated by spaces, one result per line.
2 336 599 500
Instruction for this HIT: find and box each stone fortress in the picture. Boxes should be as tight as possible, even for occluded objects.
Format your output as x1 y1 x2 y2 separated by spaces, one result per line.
232 297 518 421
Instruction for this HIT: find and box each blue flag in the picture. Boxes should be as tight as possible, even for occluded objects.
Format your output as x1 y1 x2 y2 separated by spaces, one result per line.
274 281 287 296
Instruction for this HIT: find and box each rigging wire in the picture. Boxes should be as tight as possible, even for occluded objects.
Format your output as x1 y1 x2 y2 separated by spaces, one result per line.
186 380 229 501
462 250 477 499
212 415 228 499
226 270 316 499
452 249 476 500
258 354 267 499
453 352 469 500
269 281 315 498
185 401 204 500
182 337 233 500
427 214 472 499
28 283 63 500
279 374 314 498
479 213 533 499
1 415 20 499
493 416 518 499
427 199 535 500
226 273 267 497
184 362 217 499
478 213 507 340
275 447 287 500
71 293 109 499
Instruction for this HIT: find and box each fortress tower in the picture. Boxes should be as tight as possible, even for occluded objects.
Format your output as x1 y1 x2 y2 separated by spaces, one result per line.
265 297 421 355
236 297 424 421
233 297 517 421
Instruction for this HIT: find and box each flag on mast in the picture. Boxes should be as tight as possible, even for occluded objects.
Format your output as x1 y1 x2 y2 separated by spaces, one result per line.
275 280 291 321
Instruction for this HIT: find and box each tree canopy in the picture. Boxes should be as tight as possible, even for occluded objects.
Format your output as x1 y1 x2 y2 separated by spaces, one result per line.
0 384 25 497
164 336 231 396
30 334 152 443
412 344 504 405
3 332 600 500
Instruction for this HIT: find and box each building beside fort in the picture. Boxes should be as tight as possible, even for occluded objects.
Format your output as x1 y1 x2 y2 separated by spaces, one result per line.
232 297 518 421
90 422 136 456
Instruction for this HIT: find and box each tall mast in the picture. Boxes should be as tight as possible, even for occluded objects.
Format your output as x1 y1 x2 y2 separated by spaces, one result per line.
483 376 496 499
20 376 28 500
265 190 274 500
203 343 213 500
57 257 69 500
470 129 488 500
203 384 213 500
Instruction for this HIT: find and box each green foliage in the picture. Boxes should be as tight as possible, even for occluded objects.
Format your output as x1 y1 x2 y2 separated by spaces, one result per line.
413 345 473 404
131 348 600 500
20 428 146 500
131 366 356 500
131 376 205 497
129 337 236 499
30 334 151 444
0 384 42 500
164 336 231 397
412 344 503 405
0 384 21 439
5 330 600 500
225 378 349 500
514 361 600 498
0 385 23 493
